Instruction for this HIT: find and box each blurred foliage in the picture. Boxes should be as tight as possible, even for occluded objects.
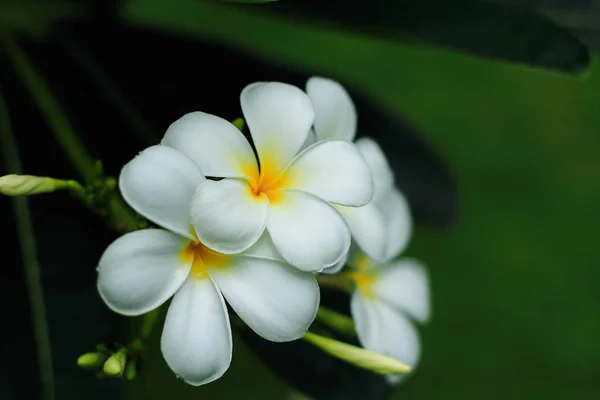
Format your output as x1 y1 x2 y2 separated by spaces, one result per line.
2 0 600 399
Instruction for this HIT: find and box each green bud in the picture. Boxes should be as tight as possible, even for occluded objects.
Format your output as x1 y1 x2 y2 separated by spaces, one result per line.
77 352 107 370
0 174 67 196
302 332 411 375
124 360 137 381
103 351 127 377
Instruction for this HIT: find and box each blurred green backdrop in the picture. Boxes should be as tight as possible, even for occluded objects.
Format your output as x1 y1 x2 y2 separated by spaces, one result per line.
3 1 600 399
120 1 600 399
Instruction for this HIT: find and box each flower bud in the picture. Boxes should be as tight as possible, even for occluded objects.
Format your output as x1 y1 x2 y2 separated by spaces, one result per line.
77 352 107 370
103 351 127 377
0 174 69 196
124 360 137 381
302 331 411 375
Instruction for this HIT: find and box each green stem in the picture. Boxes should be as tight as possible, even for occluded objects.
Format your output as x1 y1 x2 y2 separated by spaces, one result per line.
316 274 355 294
0 89 55 400
3 37 139 232
315 306 356 336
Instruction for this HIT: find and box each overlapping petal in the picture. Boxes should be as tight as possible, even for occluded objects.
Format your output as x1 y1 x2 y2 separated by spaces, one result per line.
351 292 421 383
355 137 395 201
306 77 357 142
97 229 192 316
161 277 232 386
321 250 348 275
191 179 269 254
162 111 258 179
119 145 204 239
241 82 314 175
376 187 413 261
284 140 373 206
336 202 386 261
267 190 350 272
209 257 319 342
373 259 430 323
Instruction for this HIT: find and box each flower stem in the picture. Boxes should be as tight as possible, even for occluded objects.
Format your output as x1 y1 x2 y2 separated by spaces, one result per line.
316 274 355 294
0 88 55 400
2 36 139 232
315 306 356 336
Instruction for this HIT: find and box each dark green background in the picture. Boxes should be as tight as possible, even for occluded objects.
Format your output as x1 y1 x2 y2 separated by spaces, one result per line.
3 1 600 399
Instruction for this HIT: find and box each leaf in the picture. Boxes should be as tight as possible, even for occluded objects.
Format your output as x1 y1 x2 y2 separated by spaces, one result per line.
266 0 589 74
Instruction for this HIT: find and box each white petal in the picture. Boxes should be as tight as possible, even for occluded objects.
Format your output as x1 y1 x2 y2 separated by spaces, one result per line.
284 140 373 206
299 128 317 151
162 111 258 179
119 145 204 239
321 250 348 275
241 231 285 262
351 292 421 382
209 257 319 342
373 259 430 323
355 137 394 201
336 202 386 261
191 179 269 254
241 82 314 174
267 190 350 272
306 77 357 141
376 187 413 261
161 277 232 386
97 229 191 316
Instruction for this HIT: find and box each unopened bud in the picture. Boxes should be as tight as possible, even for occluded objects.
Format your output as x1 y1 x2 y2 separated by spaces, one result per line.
77 352 107 370
124 360 137 381
0 174 71 196
302 331 411 375
103 351 127 377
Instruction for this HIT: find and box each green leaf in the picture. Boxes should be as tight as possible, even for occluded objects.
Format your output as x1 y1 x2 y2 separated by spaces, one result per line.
268 0 589 74
122 0 589 74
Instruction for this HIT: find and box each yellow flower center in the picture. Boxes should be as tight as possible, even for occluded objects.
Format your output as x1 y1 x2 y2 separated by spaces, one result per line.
244 156 290 204
347 271 377 298
346 253 378 298
180 241 230 280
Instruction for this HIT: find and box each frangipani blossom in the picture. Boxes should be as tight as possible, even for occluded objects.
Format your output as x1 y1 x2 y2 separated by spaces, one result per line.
307 77 430 383
306 77 412 268
347 252 430 384
161 82 374 272
97 145 319 385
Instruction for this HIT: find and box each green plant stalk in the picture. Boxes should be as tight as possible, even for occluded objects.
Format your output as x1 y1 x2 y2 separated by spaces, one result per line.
316 274 355 294
0 88 55 400
315 306 356 336
2 37 139 232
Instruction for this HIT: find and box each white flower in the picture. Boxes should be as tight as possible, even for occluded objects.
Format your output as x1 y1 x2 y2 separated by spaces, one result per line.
97 145 320 386
347 252 430 384
306 77 412 269
307 77 431 383
161 82 374 272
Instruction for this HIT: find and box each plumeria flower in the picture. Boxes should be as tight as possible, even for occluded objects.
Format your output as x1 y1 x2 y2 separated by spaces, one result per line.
161 82 374 272
306 77 431 382
306 77 412 270
97 145 320 385
346 250 430 384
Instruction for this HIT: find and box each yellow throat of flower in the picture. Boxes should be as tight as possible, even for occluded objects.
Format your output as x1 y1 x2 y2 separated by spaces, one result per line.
180 241 230 280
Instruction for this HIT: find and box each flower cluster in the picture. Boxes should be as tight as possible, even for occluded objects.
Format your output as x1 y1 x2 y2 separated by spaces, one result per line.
96 78 430 386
